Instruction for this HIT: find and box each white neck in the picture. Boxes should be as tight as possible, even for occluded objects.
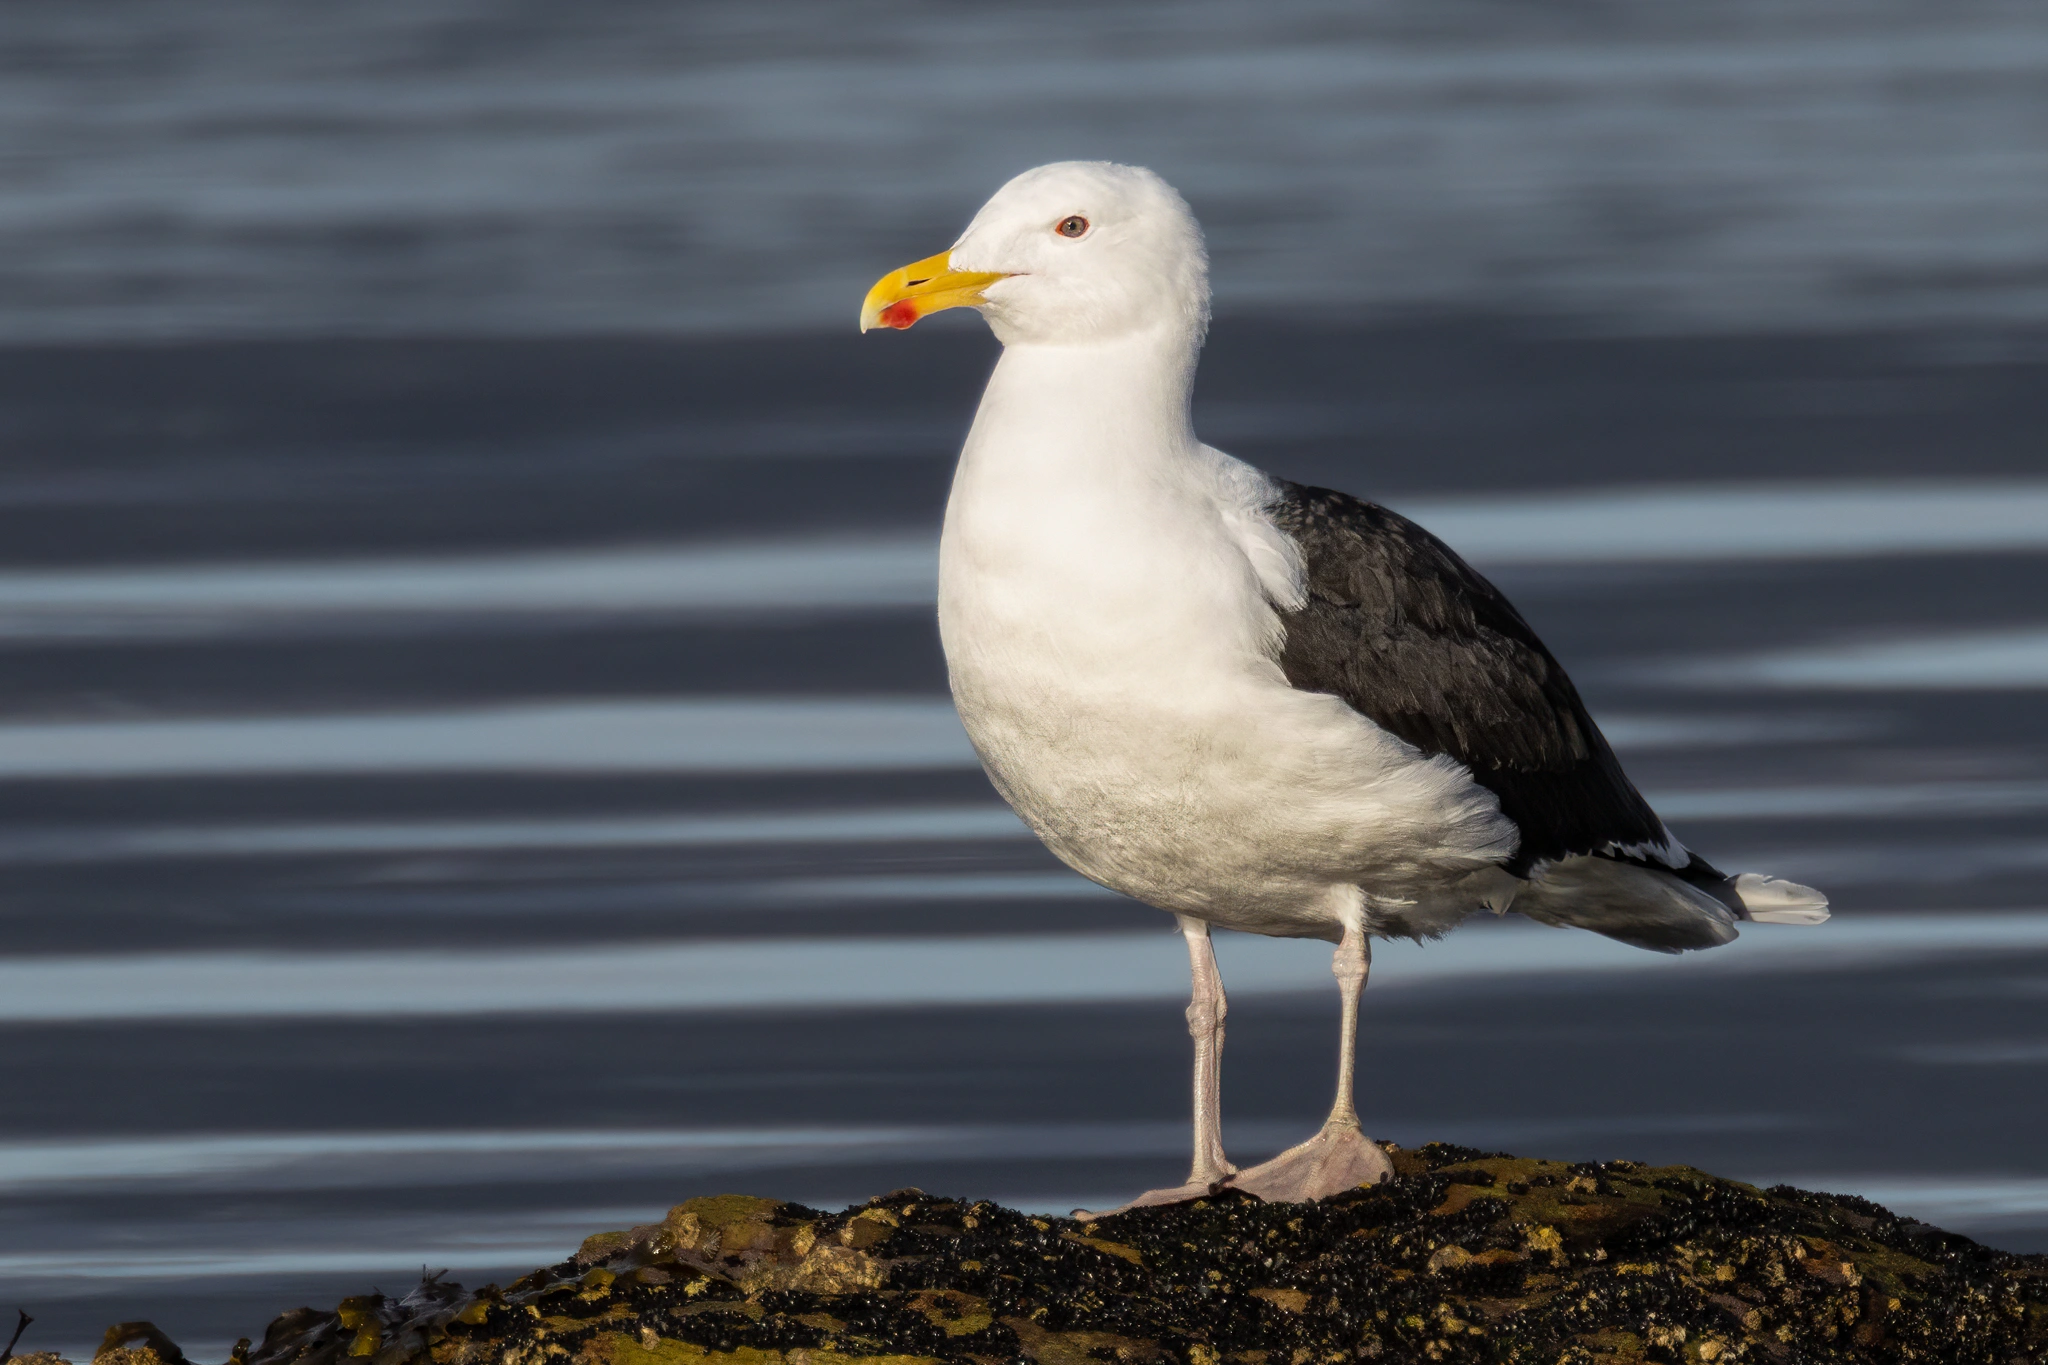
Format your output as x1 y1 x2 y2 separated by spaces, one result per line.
957 324 1202 489
939 317 1269 677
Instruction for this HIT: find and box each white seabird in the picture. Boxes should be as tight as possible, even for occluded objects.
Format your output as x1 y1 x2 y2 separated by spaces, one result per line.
860 161 1829 1212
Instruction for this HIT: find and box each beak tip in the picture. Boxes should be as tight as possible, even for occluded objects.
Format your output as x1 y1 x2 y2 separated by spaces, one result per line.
859 300 919 333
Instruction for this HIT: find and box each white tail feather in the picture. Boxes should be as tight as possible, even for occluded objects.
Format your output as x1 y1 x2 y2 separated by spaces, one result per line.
1733 872 1830 924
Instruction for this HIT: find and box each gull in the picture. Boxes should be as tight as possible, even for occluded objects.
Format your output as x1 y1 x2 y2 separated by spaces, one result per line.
860 162 1827 1211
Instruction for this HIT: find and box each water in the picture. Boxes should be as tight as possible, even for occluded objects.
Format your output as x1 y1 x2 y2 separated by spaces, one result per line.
4 2 2048 1359
3 320 2042 1360
4 1 2048 340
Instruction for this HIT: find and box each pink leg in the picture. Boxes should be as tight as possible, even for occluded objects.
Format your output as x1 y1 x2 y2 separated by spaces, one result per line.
1073 916 1236 1217
1230 919 1394 1202
1182 915 1234 1187
1328 920 1367 1128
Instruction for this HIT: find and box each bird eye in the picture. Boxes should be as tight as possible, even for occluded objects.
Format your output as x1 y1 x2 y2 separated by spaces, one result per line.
1056 215 1089 238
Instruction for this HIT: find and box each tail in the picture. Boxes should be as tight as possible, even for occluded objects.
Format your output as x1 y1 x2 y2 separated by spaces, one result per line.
1510 857 1828 953
1513 856 1740 953
1729 872 1830 925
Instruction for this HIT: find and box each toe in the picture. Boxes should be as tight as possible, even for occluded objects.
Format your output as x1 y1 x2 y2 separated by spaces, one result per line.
1073 1177 1231 1219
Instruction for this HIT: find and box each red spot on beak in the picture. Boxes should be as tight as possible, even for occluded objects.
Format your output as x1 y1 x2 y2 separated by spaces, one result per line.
879 299 919 330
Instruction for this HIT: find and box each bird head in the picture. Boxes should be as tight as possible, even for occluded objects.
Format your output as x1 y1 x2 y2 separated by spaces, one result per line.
860 161 1210 347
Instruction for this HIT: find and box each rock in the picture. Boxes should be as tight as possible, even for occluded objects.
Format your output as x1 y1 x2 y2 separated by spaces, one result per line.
48 1145 2048 1365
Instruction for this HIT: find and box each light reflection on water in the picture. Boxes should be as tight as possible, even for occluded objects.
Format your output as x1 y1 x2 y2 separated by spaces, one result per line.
1 772 2045 863
0 480 2040 644
6 912 2048 1025
0 805 1031 864
0 704 1899 779
1683 626 2048 690
0 698 976 779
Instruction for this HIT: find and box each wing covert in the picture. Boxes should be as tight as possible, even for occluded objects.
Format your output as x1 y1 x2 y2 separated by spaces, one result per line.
1266 481 1704 879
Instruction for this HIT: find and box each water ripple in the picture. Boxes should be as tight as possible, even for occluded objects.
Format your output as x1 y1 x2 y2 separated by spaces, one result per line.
1 912 2041 1023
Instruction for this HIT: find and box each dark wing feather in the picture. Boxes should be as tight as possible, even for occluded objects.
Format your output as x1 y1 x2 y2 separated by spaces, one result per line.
1267 481 1717 881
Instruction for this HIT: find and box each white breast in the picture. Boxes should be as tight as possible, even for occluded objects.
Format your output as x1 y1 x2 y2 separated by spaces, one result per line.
936 341 1512 938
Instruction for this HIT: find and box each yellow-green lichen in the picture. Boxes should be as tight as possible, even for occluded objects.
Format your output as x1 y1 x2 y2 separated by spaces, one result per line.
581 1333 938 1365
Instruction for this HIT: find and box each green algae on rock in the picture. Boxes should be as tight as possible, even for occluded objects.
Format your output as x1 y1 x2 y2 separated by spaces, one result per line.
61 1146 2048 1365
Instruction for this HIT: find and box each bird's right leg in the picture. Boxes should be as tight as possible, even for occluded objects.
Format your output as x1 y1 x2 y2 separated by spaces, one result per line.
1073 915 1235 1217
1181 914 1235 1189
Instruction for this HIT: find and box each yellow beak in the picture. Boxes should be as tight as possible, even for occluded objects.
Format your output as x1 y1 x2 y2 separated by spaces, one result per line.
859 251 1010 332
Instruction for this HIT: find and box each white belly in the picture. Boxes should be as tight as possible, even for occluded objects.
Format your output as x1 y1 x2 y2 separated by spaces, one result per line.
938 447 1512 939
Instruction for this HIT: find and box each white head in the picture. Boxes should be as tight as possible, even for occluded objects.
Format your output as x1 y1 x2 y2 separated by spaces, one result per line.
860 162 1209 347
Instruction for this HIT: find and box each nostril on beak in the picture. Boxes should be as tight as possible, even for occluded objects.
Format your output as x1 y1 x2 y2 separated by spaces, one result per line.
905 277 931 287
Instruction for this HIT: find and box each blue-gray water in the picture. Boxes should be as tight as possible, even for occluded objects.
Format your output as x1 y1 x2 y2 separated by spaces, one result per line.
4 2 2048 1359
6 0 2048 340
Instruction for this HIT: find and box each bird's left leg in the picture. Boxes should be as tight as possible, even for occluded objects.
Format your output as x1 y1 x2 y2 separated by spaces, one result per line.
1230 917 1395 1202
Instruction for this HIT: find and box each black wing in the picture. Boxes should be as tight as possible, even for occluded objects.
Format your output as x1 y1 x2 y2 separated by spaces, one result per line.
1267 481 1717 882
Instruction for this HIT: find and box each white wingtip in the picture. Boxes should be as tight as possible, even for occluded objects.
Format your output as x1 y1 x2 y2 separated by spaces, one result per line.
1732 872 1830 925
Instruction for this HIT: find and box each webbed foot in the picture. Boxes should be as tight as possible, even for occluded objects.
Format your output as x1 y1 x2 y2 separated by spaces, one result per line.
1072 1171 1236 1220
1228 1120 1393 1203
